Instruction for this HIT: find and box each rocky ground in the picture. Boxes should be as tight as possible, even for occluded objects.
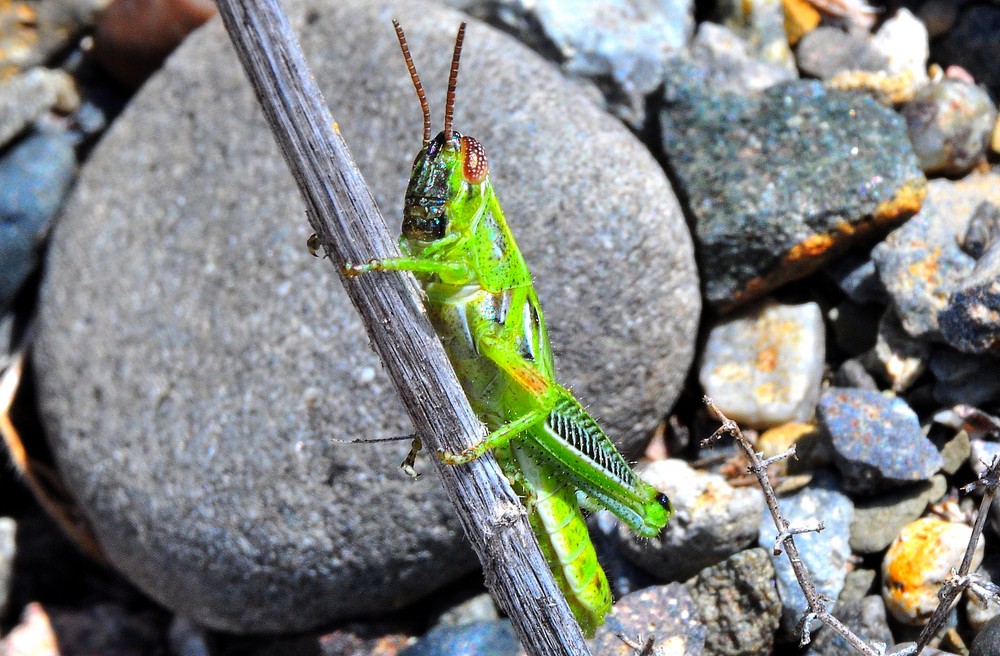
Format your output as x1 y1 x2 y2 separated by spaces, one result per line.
1 0 999 654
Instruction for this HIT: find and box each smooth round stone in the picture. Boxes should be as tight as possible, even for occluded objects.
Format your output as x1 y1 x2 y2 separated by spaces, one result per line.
849 475 948 554
699 301 825 429
620 459 764 581
903 79 997 176
33 0 699 634
882 517 984 626
971 615 1000 656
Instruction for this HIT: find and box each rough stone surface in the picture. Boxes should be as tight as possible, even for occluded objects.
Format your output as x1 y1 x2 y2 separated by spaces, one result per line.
33 0 700 633
399 620 520 656
795 27 886 80
931 348 1000 407
660 76 925 310
903 79 997 176
808 596 893 656
818 388 943 494
940 239 1000 354
872 168 1000 342
686 548 781 656
590 583 705 655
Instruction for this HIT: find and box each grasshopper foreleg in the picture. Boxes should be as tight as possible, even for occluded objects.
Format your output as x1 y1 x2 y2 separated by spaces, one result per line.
342 256 470 280
437 406 549 465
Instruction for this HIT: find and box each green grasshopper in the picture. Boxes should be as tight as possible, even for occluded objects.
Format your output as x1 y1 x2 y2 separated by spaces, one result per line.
341 21 672 637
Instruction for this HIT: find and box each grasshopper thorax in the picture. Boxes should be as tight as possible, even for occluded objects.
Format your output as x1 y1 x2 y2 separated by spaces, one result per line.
402 129 490 243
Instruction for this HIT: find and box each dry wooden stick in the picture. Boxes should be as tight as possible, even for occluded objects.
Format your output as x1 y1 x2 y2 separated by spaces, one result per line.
212 1 591 654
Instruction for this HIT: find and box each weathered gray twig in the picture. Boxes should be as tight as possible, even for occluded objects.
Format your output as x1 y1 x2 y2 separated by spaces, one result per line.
212 1 590 653
703 397 881 656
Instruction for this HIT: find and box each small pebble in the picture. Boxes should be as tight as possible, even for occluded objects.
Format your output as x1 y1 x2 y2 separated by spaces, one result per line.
870 9 930 88
930 348 1000 407
759 481 853 634
808 596 893 656
713 0 796 71
0 129 76 308
829 301 880 357
840 568 878 605
699 301 825 429
873 176 1000 341
590 583 706 655
833 357 880 391
0 68 80 148
686 548 781 656
757 422 828 475
0 602 58 656
903 79 998 176
882 517 985 626
795 27 886 80
399 620 520 656
849 475 948 554
619 459 764 581
687 23 795 95
874 309 930 392
971 614 1000 656
940 240 1000 354
939 429 972 476
971 440 1000 479
963 202 1000 261
818 388 943 494
0 0 109 75
167 616 211 656
433 592 501 628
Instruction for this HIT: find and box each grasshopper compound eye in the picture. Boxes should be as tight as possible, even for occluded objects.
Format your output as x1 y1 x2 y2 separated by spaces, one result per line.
461 136 488 183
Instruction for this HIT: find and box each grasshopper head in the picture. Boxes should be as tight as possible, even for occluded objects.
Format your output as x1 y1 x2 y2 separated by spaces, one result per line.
402 129 490 244
640 491 673 537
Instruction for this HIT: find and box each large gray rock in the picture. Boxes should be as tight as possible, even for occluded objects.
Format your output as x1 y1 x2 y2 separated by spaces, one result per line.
33 0 699 635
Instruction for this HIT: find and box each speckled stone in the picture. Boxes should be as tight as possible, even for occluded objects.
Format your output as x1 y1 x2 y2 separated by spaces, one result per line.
759 481 853 634
590 583 705 655
699 301 825 428
817 388 942 494
619 459 765 581
0 0 109 76
33 0 700 634
849 475 948 554
686 548 781 656
903 79 997 176
0 68 80 148
940 239 1000 354
685 23 795 95
660 77 926 310
873 175 1000 341
882 517 984 626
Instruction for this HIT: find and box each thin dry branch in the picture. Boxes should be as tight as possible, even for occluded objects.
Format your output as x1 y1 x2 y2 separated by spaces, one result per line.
211 1 590 654
703 397 881 656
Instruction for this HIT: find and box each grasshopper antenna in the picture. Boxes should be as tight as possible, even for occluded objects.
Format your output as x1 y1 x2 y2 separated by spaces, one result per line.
443 22 466 138
393 19 431 146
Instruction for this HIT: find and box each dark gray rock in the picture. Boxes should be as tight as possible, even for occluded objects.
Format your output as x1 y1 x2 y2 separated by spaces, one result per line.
590 583 705 655
686 548 781 656
849 475 948 554
971 614 1000 656
660 76 925 310
930 347 1000 407
903 79 997 176
940 240 1000 353
830 301 880 357
808 596 893 656
759 481 853 634
825 249 888 306
818 388 942 494
0 128 76 308
873 175 1000 341
33 0 700 634
796 27 887 80
933 5 1000 102
400 620 520 656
